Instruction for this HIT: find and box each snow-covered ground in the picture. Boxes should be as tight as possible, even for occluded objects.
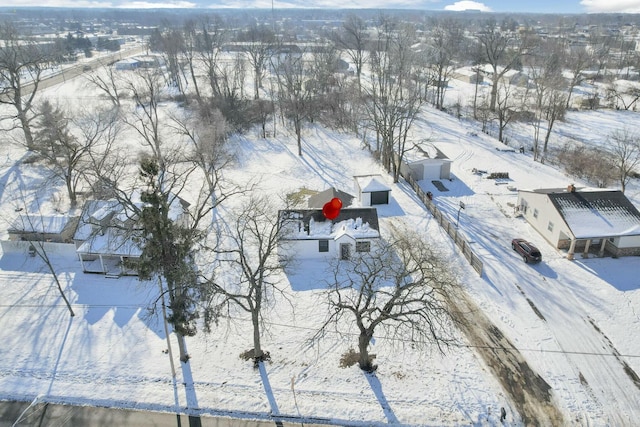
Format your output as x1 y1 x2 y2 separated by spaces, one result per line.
0 60 639 426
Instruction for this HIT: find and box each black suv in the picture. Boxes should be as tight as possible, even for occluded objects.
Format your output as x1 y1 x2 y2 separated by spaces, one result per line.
511 238 542 263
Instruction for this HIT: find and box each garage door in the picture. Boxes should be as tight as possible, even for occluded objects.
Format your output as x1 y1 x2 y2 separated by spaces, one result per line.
370 191 389 205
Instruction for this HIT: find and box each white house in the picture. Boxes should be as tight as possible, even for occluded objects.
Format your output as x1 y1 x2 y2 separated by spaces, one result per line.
517 185 640 259
114 58 139 70
74 193 190 276
451 66 484 84
278 208 380 261
354 175 392 206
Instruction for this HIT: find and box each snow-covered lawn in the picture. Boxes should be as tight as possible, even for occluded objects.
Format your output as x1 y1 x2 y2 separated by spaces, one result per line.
1 65 639 426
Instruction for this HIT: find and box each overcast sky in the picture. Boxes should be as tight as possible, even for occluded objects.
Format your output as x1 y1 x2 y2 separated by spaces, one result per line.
1 0 640 13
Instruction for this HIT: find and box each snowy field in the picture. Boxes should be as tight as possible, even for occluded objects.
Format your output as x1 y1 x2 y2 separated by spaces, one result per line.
0 59 639 426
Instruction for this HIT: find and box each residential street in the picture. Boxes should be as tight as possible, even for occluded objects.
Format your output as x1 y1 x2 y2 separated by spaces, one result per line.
0 400 333 427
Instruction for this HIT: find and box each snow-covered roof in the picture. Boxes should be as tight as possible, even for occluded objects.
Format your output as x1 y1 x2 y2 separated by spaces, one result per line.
354 175 391 193
9 214 73 234
530 188 640 238
76 228 143 257
405 142 451 163
279 208 380 240
307 187 355 209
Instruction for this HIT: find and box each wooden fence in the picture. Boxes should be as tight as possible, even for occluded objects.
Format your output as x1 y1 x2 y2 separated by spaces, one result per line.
401 171 483 276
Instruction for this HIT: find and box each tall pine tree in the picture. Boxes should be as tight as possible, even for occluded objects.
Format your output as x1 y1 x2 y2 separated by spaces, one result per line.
137 157 201 362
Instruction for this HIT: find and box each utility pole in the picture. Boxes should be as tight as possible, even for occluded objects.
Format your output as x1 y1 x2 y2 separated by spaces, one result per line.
456 201 465 228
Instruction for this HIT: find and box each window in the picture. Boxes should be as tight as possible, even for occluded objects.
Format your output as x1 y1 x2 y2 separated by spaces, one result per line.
318 239 329 253
355 241 371 253
547 222 554 232
533 208 539 218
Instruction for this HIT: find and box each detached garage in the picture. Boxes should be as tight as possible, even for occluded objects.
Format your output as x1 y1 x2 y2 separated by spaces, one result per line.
402 158 452 181
354 175 391 206
400 143 452 181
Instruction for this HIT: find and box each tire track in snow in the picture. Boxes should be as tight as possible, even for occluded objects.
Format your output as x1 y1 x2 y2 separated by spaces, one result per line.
519 274 640 425
447 290 565 426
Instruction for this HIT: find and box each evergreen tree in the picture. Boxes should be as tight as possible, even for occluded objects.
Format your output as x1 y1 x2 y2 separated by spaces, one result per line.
137 157 201 362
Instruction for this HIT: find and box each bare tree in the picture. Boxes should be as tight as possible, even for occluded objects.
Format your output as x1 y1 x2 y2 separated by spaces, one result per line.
272 47 313 156
605 81 640 111
557 143 615 188
182 19 202 101
121 68 167 169
608 129 640 193
202 194 291 365
32 100 103 209
587 25 612 82
332 14 369 93
85 65 122 107
563 46 591 110
239 24 275 100
527 40 567 161
154 25 186 95
365 17 424 182
196 15 227 99
316 225 457 372
0 22 52 150
167 105 242 214
476 19 530 112
426 18 464 110
494 80 523 144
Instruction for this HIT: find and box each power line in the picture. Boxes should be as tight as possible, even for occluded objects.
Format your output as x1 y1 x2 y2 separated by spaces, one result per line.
3 303 640 359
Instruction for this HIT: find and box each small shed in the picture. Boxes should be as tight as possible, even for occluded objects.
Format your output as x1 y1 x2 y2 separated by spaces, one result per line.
354 175 391 206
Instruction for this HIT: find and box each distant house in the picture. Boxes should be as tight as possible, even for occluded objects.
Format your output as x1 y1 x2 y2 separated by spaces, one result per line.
8 214 79 243
517 185 640 259
114 58 139 70
451 67 484 85
114 55 163 71
479 64 529 87
308 187 355 209
74 193 190 276
278 208 380 260
354 175 392 206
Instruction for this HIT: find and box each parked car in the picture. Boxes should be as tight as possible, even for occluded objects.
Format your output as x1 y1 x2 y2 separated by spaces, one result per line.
511 238 542 263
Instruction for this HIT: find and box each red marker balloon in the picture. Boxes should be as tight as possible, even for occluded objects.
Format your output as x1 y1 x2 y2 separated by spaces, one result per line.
330 197 342 210
322 199 341 220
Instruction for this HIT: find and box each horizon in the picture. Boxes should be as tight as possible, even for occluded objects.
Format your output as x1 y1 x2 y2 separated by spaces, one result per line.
1 1 640 14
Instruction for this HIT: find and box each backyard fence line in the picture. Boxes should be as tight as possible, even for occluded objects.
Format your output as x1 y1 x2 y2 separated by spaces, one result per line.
400 169 483 276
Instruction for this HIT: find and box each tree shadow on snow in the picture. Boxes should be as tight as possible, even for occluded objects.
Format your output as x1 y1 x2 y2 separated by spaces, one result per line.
364 371 399 424
71 273 165 338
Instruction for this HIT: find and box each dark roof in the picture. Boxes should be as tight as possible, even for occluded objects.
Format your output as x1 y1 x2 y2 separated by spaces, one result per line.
307 187 355 209
547 189 640 238
279 207 379 231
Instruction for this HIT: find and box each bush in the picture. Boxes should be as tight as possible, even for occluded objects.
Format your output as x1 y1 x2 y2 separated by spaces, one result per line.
556 143 615 187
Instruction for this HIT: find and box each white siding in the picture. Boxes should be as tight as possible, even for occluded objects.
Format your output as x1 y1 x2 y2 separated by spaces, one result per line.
618 235 640 249
360 192 372 207
423 162 442 180
278 237 376 260
518 191 571 247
